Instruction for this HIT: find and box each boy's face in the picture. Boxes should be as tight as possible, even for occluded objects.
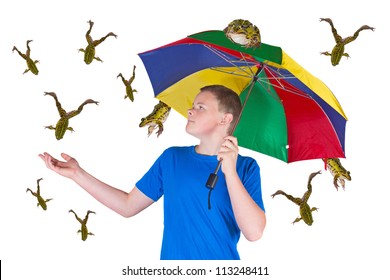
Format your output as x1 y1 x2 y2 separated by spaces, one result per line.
186 91 226 138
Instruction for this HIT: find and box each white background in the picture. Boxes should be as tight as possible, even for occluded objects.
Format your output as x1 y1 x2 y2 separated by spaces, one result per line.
0 0 388 279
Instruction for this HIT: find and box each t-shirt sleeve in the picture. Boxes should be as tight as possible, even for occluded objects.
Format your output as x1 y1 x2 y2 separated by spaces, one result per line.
135 150 166 202
242 159 265 212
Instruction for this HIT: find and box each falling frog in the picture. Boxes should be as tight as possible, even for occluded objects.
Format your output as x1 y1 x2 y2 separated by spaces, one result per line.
139 101 171 137
271 171 321 226
117 65 137 102
78 20 117 64
12 40 39 75
320 18 375 66
44 92 99 140
323 158 351 191
26 178 52 210
223 19 261 48
69 209 95 241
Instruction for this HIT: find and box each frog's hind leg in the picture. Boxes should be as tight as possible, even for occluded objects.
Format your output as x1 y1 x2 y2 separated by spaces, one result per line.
302 171 321 201
93 32 117 47
36 178 43 195
84 210 96 223
129 65 136 83
343 25 375 45
320 18 342 43
85 20 94 44
67 99 99 119
44 92 67 117
271 190 302 205
12 46 27 59
117 73 128 86
69 209 83 224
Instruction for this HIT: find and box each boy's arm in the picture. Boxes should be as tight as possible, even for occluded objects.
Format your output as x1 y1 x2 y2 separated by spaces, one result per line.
39 152 154 217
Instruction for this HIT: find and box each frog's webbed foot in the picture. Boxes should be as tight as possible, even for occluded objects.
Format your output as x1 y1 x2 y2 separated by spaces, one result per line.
320 51 331 56
45 198 53 203
308 170 321 183
271 190 286 198
343 53 350 59
78 99 99 110
67 127 75 133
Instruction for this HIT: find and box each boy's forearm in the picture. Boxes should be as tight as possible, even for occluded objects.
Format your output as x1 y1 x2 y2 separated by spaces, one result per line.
225 173 266 241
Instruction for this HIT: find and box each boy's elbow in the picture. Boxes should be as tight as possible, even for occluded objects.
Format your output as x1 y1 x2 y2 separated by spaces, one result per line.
245 216 266 241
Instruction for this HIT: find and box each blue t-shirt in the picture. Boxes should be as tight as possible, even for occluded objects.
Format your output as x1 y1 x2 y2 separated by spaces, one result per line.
136 146 264 260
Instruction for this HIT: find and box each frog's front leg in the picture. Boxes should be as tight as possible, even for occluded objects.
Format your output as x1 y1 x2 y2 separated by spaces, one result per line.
320 18 342 43
332 174 343 191
292 217 303 224
155 122 164 137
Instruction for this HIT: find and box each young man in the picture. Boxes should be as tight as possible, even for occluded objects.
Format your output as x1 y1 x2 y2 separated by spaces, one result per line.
39 85 266 260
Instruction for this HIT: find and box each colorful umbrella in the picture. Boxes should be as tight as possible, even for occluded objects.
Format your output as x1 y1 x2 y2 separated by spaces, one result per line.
139 30 347 165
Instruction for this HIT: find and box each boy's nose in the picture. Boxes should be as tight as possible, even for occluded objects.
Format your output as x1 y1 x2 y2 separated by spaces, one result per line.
187 109 193 116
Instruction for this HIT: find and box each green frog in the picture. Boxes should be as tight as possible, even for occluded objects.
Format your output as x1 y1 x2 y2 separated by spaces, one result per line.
223 19 261 48
139 101 171 137
12 40 39 75
78 20 117 64
44 92 99 140
271 171 321 226
26 178 52 211
323 158 351 191
320 18 375 66
69 209 95 241
117 65 137 102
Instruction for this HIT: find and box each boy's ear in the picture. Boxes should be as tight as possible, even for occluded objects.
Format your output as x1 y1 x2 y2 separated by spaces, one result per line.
221 113 233 124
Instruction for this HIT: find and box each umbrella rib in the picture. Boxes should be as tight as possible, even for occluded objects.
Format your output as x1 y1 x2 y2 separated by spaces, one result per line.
204 45 257 79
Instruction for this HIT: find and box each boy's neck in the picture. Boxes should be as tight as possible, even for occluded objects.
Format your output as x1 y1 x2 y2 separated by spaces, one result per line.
195 137 226 156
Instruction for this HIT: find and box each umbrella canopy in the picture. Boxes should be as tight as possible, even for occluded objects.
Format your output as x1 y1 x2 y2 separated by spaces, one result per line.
138 30 347 163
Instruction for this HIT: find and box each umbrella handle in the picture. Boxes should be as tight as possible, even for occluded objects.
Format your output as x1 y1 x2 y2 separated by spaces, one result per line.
206 160 222 189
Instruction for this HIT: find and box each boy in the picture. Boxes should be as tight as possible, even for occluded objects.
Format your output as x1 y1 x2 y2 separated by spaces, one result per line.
39 85 266 260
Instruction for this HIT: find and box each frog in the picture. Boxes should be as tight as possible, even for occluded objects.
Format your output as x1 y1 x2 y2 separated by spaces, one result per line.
271 171 321 226
223 19 261 48
320 18 375 66
12 40 39 75
117 65 137 102
26 178 52 211
139 101 171 137
44 92 99 140
323 158 351 191
69 209 95 241
78 20 117 64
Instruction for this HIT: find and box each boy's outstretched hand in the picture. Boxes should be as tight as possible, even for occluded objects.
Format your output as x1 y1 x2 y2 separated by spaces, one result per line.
39 152 81 180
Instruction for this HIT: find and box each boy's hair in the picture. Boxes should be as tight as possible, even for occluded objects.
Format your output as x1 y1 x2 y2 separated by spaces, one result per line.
200 85 242 135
